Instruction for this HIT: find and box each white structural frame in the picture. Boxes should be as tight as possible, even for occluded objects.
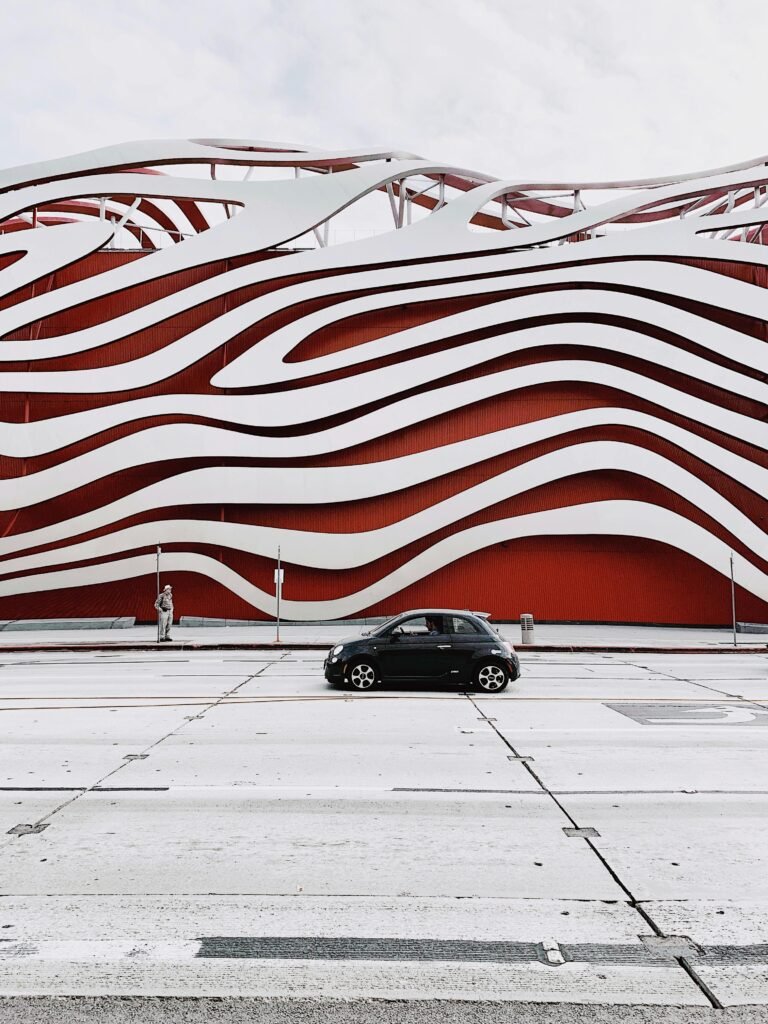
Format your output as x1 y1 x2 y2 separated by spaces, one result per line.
1 139 768 619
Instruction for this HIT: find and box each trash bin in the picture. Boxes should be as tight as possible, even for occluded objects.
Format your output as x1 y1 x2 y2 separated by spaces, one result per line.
520 613 535 645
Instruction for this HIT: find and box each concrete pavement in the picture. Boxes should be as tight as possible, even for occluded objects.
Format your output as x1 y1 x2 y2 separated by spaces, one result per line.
0 647 767 1012
3 998 767 1023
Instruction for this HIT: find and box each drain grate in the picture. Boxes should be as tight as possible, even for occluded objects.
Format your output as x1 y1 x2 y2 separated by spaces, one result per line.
197 937 540 962
194 936 768 967
4 934 768 967
698 944 768 965
90 786 169 792
392 788 530 794
563 942 672 965
563 826 601 838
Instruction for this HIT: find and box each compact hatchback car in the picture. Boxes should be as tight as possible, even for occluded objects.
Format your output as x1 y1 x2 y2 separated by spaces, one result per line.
324 609 520 693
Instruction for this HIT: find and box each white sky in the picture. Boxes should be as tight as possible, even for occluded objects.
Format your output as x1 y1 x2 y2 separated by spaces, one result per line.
2 0 767 183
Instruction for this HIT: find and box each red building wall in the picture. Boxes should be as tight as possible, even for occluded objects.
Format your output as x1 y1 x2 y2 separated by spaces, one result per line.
1 250 766 626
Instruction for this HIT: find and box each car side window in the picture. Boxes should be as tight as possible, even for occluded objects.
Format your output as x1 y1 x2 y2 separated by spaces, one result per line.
450 616 482 635
391 615 444 636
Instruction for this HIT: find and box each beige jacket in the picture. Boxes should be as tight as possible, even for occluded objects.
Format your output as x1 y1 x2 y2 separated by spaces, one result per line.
154 592 174 613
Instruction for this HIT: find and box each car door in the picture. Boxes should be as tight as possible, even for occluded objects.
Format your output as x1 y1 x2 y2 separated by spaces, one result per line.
376 615 452 680
447 614 486 684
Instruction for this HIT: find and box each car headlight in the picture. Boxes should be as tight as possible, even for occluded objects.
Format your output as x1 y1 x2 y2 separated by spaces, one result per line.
331 644 344 656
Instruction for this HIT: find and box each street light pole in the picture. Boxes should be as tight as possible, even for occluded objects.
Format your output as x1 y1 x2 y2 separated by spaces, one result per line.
156 545 161 644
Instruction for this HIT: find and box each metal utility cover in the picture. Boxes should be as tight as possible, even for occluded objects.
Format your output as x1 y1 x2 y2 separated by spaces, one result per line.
7 823 49 836
640 934 702 959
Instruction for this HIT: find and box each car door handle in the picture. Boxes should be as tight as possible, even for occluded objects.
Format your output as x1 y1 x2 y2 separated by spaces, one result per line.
437 644 452 649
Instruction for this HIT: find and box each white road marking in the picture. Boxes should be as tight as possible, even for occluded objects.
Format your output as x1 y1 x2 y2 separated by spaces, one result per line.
648 706 768 724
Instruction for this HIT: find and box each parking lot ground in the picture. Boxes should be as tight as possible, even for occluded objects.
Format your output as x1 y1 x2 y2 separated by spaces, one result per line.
0 648 767 1011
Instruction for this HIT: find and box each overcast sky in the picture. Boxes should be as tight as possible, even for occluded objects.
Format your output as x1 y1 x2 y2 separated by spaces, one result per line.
3 0 767 183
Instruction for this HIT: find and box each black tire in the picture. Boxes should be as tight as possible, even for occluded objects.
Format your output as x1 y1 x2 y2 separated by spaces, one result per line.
348 658 379 691
473 660 509 693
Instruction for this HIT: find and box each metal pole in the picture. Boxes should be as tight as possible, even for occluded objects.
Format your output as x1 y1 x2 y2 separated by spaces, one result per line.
730 551 737 647
156 546 161 644
280 544 286 638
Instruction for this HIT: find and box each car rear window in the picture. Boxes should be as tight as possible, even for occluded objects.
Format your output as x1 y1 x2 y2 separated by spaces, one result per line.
450 615 483 634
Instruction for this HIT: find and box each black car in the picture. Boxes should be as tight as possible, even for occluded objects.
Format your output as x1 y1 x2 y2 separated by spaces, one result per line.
323 609 520 693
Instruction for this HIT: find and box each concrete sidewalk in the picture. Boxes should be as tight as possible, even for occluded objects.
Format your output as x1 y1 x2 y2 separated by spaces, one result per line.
0 621 766 654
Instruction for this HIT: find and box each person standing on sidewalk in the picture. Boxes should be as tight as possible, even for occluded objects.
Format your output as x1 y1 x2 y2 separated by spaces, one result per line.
154 584 174 642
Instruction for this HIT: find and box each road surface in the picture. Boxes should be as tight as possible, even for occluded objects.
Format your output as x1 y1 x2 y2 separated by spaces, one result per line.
0 647 766 1016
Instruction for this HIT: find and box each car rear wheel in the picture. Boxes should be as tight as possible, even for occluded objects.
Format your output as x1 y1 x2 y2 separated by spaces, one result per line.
348 659 379 691
474 661 509 693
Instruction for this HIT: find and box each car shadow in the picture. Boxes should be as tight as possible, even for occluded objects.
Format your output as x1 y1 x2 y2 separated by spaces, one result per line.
329 679 472 695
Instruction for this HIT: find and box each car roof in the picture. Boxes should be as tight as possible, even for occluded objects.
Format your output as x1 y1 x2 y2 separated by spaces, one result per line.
392 609 491 619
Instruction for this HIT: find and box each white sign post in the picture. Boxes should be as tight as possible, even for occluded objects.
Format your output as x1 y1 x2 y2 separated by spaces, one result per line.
274 546 284 643
730 550 737 648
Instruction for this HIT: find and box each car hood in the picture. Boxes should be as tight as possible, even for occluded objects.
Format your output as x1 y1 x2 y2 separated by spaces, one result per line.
331 633 370 647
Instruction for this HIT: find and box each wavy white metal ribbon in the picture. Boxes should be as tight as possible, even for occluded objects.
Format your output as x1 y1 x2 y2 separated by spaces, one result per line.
2 139 768 618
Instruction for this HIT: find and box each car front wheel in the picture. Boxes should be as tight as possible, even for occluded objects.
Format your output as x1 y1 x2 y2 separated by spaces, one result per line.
348 659 379 691
474 661 509 693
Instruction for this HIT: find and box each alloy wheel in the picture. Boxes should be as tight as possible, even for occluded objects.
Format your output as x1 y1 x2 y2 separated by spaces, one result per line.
349 662 377 690
476 663 508 692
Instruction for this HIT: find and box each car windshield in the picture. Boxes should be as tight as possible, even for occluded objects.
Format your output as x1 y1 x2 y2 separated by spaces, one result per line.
370 614 403 637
